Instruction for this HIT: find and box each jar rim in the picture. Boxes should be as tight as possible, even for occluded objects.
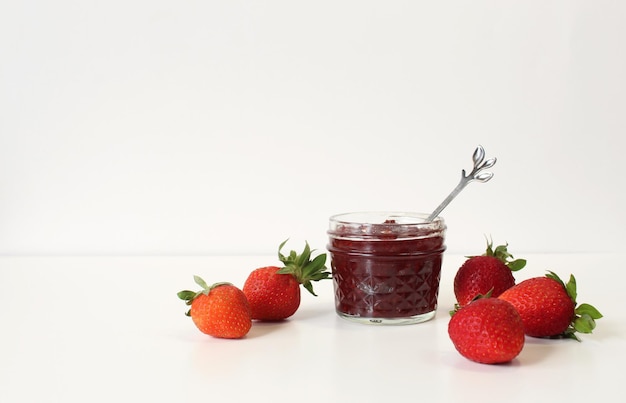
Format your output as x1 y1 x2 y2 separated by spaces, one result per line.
328 211 446 240
329 211 444 226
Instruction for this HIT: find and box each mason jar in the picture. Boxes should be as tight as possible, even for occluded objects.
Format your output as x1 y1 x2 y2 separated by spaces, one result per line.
327 212 446 325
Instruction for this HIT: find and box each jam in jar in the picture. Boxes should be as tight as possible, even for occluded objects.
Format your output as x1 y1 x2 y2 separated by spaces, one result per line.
327 212 446 325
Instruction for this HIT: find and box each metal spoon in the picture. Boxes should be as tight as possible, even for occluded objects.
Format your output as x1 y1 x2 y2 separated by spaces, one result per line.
426 145 497 222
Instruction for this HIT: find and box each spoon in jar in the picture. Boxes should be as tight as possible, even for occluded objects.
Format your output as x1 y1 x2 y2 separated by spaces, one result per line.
426 145 497 222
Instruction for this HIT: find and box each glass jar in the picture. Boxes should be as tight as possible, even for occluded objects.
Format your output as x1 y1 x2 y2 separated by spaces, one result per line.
327 212 446 325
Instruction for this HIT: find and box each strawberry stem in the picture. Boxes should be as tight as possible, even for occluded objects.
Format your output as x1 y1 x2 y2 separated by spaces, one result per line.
545 271 603 341
177 276 233 316
482 238 526 272
277 239 331 296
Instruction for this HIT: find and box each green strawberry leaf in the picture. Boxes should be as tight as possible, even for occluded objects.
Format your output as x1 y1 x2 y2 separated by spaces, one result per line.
296 242 311 267
177 290 197 302
482 238 526 272
449 303 461 317
484 237 495 256
302 281 316 297
179 277 232 314
493 243 510 260
576 303 603 319
277 239 290 261
276 266 294 275
303 254 327 277
545 270 565 288
573 314 596 334
561 329 582 342
565 274 577 303
544 271 602 339
276 239 331 296
193 275 210 291
507 259 526 272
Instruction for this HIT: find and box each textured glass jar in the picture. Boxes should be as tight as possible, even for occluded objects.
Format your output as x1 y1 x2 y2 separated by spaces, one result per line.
327 212 446 325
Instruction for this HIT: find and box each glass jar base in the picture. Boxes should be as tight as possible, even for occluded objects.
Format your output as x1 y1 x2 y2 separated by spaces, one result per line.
336 310 436 325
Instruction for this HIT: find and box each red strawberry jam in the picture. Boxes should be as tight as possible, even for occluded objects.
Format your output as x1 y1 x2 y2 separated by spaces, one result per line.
327 212 446 325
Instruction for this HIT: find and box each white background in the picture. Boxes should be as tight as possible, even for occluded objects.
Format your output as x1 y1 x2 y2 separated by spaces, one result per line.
1 1 625 256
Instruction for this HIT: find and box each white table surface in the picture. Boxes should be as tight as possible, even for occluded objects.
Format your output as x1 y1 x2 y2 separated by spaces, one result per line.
1 253 622 403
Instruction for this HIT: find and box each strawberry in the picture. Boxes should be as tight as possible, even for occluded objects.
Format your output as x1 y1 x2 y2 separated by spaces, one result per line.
453 240 526 306
498 271 602 340
177 275 252 339
243 240 331 321
448 297 525 364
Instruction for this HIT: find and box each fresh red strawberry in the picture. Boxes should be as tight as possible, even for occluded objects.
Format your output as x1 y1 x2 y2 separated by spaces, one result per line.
177 276 252 339
243 240 331 321
453 240 526 306
498 271 602 340
448 297 525 364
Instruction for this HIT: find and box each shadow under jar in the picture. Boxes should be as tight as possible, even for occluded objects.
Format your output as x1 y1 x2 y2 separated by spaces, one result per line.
327 212 447 325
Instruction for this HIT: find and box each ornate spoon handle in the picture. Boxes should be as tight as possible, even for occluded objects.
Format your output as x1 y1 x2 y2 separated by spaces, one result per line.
426 145 497 222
